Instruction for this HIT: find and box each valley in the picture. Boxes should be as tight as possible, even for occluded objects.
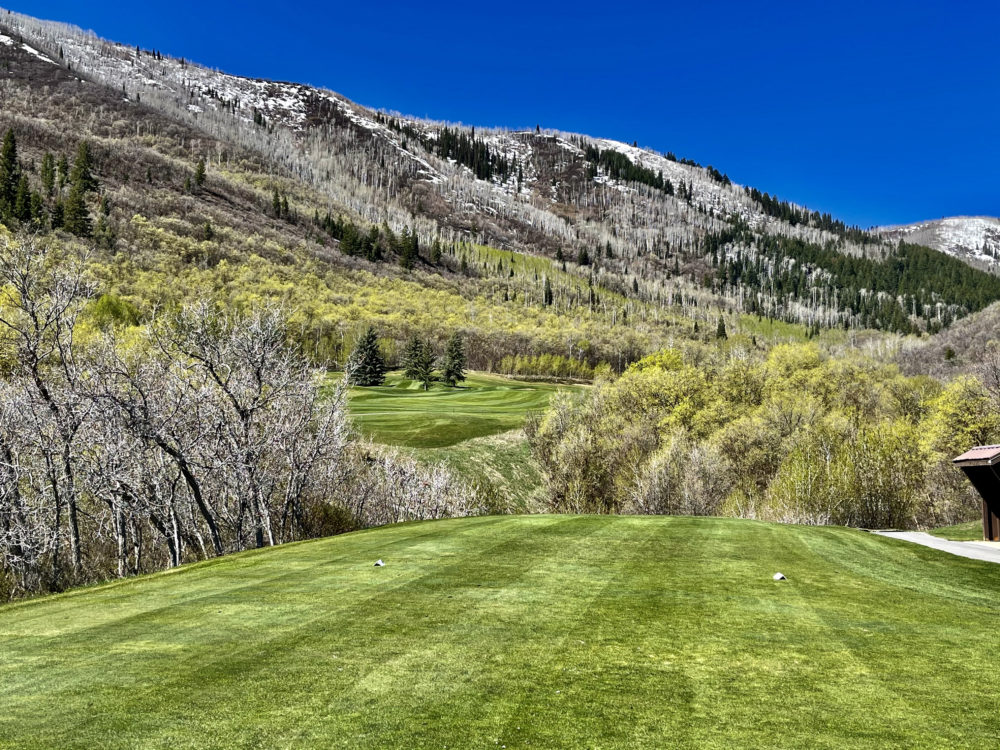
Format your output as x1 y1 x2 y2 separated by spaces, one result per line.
0 4 998 748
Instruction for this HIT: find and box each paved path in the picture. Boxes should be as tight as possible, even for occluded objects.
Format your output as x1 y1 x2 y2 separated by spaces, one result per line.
873 531 1000 564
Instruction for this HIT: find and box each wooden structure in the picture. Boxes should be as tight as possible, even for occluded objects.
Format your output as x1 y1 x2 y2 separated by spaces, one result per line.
953 446 1000 541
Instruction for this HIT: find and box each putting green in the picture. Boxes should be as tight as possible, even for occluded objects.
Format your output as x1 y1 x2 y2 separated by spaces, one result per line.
2 516 1000 748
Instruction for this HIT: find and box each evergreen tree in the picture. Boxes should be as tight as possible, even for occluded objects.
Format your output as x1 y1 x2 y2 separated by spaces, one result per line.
442 332 466 387
194 158 206 187
51 199 64 229
543 276 553 306
28 192 44 226
716 318 728 339
345 326 387 386
13 176 31 222
56 155 69 190
398 227 418 269
70 141 97 194
0 128 19 217
62 184 91 237
410 339 436 391
40 152 55 197
401 335 424 379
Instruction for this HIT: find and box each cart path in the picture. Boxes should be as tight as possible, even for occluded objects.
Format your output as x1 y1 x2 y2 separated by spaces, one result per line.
874 531 1000 564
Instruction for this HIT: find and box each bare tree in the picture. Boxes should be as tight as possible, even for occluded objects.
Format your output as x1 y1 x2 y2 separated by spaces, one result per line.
0 233 94 582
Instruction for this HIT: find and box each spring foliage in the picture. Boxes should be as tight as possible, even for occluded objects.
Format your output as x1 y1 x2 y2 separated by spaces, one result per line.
527 342 999 527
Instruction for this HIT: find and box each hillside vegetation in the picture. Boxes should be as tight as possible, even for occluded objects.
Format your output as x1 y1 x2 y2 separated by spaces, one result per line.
3 516 1000 749
528 342 999 527
2 9 1000 372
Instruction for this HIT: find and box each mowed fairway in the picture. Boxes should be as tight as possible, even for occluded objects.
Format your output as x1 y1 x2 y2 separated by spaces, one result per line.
3 516 1000 749
347 372 571 448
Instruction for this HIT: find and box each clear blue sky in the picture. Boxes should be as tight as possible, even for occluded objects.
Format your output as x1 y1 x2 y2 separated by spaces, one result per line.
10 0 998 227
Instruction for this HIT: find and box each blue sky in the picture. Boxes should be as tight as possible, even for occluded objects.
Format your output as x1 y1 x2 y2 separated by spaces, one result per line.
10 1 998 227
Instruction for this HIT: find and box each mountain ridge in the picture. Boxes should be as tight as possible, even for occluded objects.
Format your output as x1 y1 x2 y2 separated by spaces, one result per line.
878 215 1000 271
1 6 999 343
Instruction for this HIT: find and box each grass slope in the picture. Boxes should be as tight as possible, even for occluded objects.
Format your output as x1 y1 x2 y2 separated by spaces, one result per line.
3 516 1000 749
347 372 571 448
413 429 547 511
928 521 983 541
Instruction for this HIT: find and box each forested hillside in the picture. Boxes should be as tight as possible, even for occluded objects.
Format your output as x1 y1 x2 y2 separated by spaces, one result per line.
1 6 999 362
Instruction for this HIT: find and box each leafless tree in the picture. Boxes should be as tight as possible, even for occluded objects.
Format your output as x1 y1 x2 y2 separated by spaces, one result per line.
0 233 94 583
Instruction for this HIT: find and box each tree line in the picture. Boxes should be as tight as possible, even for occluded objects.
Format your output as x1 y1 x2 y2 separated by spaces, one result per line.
744 186 875 245
701 222 1000 333
347 326 467 390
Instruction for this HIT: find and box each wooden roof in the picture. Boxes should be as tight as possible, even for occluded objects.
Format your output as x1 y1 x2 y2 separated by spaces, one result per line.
953 445 1000 467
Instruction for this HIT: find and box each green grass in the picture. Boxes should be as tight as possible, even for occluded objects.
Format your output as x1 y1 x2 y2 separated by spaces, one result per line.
347 371 573 449
4 516 1000 749
927 520 983 541
412 429 547 511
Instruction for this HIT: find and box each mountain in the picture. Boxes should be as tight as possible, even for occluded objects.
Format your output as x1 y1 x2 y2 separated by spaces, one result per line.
1 5 999 359
878 216 1000 271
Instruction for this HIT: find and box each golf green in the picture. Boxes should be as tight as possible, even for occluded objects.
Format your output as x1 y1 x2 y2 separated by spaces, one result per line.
347 372 573 448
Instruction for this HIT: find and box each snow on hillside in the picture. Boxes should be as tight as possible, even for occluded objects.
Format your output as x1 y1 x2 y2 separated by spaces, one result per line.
879 216 1000 267
0 9 771 208
0 5 878 259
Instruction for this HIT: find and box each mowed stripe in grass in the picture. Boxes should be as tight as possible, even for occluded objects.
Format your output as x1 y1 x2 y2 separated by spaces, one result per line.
3 516 1000 748
347 372 574 448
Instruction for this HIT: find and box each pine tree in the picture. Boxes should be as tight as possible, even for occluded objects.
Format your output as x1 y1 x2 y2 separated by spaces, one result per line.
40 152 55 197
70 141 97 194
442 332 466 387
398 227 418 269
56 155 69 190
401 335 424 379
346 326 387 386
0 128 19 216
13 176 30 222
410 339 436 391
62 184 92 237
543 276 553 306
51 199 64 229
716 318 727 339
194 158 206 187
29 192 43 226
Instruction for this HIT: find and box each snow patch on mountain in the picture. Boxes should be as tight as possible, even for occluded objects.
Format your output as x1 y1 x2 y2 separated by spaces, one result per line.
879 216 1000 267
0 5 882 259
